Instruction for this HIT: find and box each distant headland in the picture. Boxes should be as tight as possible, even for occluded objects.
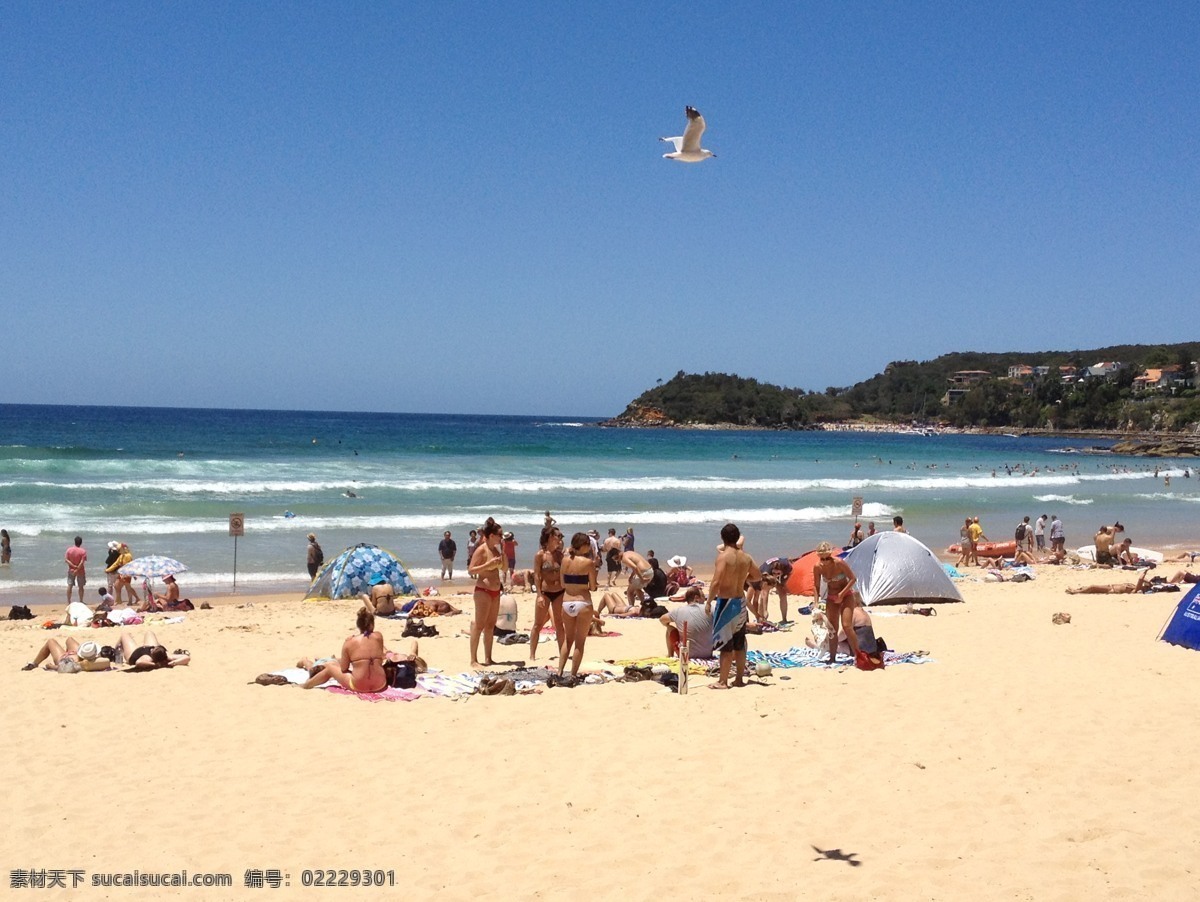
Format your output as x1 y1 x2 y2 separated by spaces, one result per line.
601 343 1200 455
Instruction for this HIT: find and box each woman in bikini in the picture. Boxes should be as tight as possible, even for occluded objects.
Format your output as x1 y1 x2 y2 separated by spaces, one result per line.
811 540 862 664
557 532 597 682
468 518 505 667
119 630 191 670
530 525 565 660
302 608 386 692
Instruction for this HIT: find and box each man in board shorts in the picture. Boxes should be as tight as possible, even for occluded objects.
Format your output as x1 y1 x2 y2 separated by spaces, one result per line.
65 536 87 605
706 523 761 690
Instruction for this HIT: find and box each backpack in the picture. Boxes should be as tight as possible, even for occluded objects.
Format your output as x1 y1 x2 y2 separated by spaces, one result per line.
383 659 417 689
8 604 34 621
1015 523 1027 541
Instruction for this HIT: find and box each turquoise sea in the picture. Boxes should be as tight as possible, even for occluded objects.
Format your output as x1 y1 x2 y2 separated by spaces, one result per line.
1 404 1197 601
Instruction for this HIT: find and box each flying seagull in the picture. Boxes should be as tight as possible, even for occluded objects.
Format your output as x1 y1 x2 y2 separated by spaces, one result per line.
660 106 716 163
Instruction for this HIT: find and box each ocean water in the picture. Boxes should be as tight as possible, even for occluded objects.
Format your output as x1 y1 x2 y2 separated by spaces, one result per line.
1 404 1197 601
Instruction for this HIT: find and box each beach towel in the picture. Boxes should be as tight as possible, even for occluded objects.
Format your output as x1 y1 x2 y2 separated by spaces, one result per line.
711 596 747 651
325 686 426 702
745 647 934 669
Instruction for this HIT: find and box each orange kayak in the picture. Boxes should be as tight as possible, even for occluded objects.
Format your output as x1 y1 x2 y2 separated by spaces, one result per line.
946 541 1018 558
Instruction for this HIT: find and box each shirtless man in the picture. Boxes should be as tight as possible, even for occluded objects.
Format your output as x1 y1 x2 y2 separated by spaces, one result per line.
601 529 623 587
361 575 398 616
620 550 654 606
1093 525 1117 565
706 523 761 689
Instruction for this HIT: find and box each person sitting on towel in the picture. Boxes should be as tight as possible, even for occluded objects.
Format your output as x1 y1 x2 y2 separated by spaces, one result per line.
661 587 714 658
301 608 386 692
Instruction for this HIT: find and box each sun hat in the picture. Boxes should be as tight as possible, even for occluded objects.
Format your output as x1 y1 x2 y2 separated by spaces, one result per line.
667 555 687 569
369 574 387 586
107 541 120 551
77 641 99 661
163 574 175 582
307 533 316 541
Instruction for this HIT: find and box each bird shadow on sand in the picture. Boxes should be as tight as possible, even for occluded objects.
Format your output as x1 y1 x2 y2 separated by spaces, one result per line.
811 845 862 867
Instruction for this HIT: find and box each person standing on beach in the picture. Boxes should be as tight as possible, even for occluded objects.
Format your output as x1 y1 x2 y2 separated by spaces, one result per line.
468 519 505 668
466 529 479 566
622 528 635 552
1034 514 1048 551
438 531 457 579
530 526 565 660
557 532 597 682
103 541 122 591
502 532 519 579
967 517 986 565
811 540 863 665
892 516 907 533
706 523 760 689
849 522 865 547
619 549 654 606
1050 515 1065 554
0 528 10 564
601 528 622 587
306 533 324 580
956 518 973 568
65 536 87 605
759 556 793 624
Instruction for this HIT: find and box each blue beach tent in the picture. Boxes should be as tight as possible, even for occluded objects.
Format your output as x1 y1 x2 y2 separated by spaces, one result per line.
1159 582 1200 651
304 543 416 601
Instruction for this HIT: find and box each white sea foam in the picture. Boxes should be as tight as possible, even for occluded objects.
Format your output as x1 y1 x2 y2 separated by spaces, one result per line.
1032 494 1094 505
0 469 1164 496
0 503 898 536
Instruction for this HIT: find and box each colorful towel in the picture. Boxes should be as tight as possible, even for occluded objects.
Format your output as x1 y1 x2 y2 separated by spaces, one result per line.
614 655 719 675
711 596 747 652
325 685 426 702
745 647 935 668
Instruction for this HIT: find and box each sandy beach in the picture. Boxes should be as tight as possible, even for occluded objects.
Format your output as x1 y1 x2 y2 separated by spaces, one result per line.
3 555 1199 901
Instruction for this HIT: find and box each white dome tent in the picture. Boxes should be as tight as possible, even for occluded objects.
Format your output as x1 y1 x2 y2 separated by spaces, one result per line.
842 532 964 606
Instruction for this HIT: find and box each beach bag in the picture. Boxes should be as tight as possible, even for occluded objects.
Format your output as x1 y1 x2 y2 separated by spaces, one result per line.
57 657 82 674
8 604 34 621
1015 523 1027 542
384 659 417 689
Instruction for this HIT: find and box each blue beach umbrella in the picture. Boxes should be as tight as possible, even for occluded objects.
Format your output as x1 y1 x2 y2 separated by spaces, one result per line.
118 555 189 579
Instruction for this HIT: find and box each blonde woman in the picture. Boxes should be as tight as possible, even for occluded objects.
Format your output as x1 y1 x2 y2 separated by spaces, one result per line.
811 541 862 665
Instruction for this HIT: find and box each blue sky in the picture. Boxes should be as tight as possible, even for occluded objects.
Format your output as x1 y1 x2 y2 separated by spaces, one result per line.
3 2 1197 416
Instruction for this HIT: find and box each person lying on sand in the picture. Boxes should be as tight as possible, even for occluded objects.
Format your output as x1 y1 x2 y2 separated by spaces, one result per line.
302 609 385 692
22 637 111 672
1066 574 1151 594
595 588 640 616
119 630 190 670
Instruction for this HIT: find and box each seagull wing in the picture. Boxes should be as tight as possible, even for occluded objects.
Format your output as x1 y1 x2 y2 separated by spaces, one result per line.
681 106 706 153
659 135 683 152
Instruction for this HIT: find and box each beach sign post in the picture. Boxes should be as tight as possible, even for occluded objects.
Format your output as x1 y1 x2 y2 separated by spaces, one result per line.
229 512 245 592
852 496 864 532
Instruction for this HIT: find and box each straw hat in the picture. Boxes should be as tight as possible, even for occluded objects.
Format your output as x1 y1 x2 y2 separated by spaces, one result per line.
77 641 99 661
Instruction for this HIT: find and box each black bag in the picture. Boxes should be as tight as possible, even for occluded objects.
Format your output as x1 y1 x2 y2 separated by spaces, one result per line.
383 659 417 689
8 605 34 621
402 618 438 639
1015 523 1027 541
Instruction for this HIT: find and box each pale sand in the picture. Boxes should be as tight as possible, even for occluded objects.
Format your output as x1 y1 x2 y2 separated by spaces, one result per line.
3 561 1198 900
